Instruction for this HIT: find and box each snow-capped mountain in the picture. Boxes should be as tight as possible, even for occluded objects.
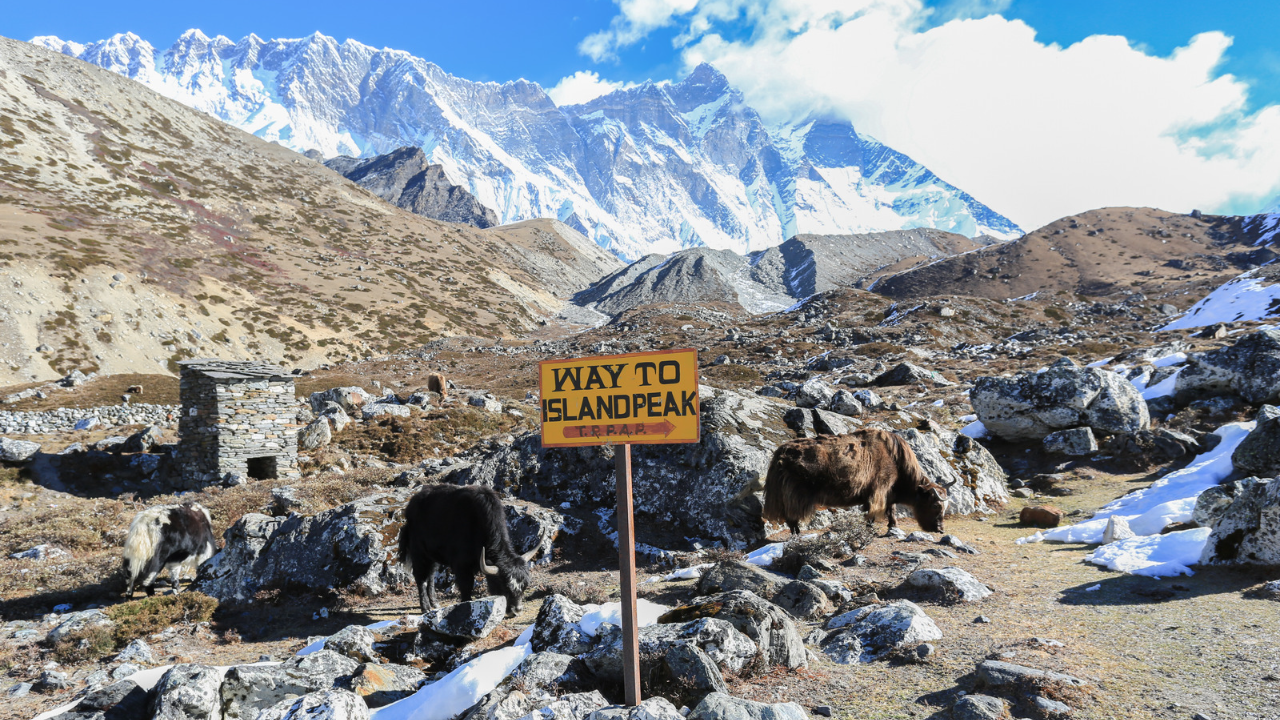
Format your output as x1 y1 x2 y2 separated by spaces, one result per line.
31 30 1023 259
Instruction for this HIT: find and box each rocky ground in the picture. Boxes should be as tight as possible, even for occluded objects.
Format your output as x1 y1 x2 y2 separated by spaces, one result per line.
1 290 1278 720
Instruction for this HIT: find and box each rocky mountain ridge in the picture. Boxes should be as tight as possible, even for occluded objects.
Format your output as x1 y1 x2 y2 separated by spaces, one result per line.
0 37 619 385
323 147 499 229
871 207 1280 304
30 31 1023 259
575 229 995 316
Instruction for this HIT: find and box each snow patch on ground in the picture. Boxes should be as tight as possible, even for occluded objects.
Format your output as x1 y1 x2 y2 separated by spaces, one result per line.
1017 421 1255 576
371 646 531 720
1162 269 1280 330
960 419 989 439
1084 528 1213 578
745 542 785 566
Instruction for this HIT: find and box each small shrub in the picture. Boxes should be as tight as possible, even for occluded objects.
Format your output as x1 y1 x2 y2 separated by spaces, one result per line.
536 580 611 606
105 592 218 643
50 625 115 664
775 511 873 574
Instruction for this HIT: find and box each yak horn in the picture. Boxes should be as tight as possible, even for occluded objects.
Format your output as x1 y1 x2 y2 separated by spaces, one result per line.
521 545 540 563
480 548 500 576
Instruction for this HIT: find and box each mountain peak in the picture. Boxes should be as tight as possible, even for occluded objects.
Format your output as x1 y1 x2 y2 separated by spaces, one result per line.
45 29 1023 258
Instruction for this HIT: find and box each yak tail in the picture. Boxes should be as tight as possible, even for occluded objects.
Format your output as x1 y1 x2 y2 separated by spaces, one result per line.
762 450 817 527
122 508 165 583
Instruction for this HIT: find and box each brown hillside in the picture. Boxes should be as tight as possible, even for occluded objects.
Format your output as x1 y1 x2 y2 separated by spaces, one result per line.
0 36 618 385
872 207 1268 303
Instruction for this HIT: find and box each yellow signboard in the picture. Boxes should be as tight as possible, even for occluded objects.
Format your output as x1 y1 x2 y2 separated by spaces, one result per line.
539 348 700 447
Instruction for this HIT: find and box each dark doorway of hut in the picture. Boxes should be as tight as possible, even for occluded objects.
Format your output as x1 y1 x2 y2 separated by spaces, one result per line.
247 456 279 480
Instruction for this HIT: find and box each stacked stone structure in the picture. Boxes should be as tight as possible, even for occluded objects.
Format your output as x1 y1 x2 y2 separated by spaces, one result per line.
177 359 300 487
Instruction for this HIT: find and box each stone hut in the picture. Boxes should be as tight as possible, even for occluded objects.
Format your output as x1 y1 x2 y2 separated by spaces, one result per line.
177 359 300 487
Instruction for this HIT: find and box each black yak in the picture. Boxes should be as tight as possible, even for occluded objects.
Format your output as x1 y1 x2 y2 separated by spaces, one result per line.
762 429 948 535
398 484 538 616
122 503 216 597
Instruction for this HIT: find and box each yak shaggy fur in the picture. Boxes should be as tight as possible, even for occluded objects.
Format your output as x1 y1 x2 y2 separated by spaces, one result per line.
763 429 948 534
426 373 448 398
398 484 534 616
122 503 216 596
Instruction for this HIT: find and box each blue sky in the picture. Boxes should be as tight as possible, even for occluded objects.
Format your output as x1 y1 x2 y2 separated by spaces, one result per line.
5 1 1280 225
7 0 1277 107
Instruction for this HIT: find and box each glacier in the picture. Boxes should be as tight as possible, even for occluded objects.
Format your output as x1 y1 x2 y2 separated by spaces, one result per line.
31 30 1023 260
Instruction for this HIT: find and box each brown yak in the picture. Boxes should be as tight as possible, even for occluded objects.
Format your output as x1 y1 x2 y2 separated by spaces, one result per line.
427 372 448 398
762 429 948 535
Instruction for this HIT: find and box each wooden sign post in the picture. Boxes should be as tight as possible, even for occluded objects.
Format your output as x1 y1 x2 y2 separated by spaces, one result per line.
540 349 700 706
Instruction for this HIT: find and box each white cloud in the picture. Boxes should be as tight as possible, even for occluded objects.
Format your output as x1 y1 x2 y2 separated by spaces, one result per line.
546 71 636 106
582 0 1280 229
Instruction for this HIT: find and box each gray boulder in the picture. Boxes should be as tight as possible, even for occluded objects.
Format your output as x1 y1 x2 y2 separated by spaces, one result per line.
322 404 353 433
506 503 564 561
529 595 596 656
663 643 728 698
343 663 427 708
363 403 413 420
310 387 371 416
511 652 575 689
688 692 809 720
894 425 1008 516
582 618 757 680
434 385 792 545
872 362 944 387
811 408 858 436
424 596 506 641
851 389 885 410
1233 407 1280 477
299 419 332 450
151 664 224 720
54 679 149 719
824 600 942 661
951 694 1008 720
587 697 685 720
697 561 784 598
772 580 831 620
255 688 370 720
974 659 1086 688
220 651 360 720
905 567 992 602
1200 477 1280 566
1175 329 1280 406
47 609 113 644
324 625 380 663
1192 478 1255 529
114 638 154 665
827 390 865 417
516 691 609 720
663 590 807 669
971 358 1149 441
121 425 164 454
0 437 41 462
784 406 817 438
820 629 863 664
194 491 411 604
1043 427 1098 456
795 379 835 409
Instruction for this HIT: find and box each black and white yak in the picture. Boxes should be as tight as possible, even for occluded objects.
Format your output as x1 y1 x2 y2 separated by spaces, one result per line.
397 484 539 617
122 503 217 597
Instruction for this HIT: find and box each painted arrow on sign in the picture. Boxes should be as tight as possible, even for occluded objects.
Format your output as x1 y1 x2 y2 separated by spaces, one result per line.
562 420 676 439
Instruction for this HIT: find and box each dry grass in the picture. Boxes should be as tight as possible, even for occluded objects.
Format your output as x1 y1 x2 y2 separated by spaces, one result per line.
47 592 218 664
0 373 178 411
106 592 218 640
775 512 874 574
